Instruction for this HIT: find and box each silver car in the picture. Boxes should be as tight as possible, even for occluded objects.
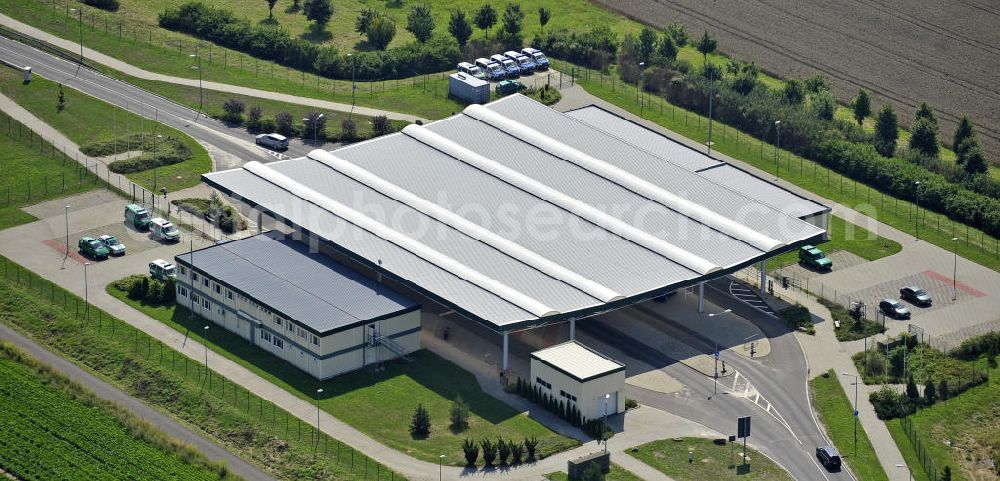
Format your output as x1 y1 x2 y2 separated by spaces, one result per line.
98 234 126 256
255 133 289 150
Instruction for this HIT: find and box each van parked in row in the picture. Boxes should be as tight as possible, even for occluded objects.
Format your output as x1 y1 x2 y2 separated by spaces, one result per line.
474 58 506 81
505 51 535 71
490 54 520 78
457 62 487 80
124 203 152 231
150 217 180 243
521 47 549 70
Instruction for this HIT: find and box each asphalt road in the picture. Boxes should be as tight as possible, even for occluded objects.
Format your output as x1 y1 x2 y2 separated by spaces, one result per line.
0 321 278 481
577 278 847 481
0 35 337 168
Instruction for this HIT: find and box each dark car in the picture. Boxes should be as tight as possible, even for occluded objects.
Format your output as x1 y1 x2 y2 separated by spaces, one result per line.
816 446 841 471
879 298 911 319
900 286 932 307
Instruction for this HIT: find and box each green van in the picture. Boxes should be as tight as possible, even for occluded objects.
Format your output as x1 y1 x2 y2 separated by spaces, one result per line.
124 204 152 231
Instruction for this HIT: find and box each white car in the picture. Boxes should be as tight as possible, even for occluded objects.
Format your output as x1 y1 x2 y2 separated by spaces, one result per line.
255 133 289 150
97 234 126 256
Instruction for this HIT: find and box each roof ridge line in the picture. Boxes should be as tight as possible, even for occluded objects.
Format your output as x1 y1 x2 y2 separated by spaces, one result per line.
400 124 720 276
305 149 623 304
241 160 559 319
465 104 785 253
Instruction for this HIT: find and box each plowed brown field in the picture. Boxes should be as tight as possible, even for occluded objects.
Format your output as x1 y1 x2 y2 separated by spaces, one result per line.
593 0 1000 158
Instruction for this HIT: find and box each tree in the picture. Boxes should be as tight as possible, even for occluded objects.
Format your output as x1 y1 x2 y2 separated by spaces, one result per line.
638 27 657 65
372 115 392 137
538 7 550 33
303 111 326 141
524 436 538 460
695 30 717 65
853 88 871 125
474 4 498 39
480 438 497 466
812 90 836 121
406 4 435 43
953 116 974 154
580 462 605 481
303 0 333 29
274 111 294 137
906 373 920 401
874 104 899 157
915 102 937 125
265 0 278 18
665 22 688 47
937 378 949 401
340 118 357 140
941 466 952 481
57 83 65 112
657 33 677 62
222 98 245 123
923 379 936 405
461 438 479 466
409 404 431 438
366 16 396 50
450 394 470 431
247 104 263 129
355 7 378 34
962 144 988 176
448 10 473 47
499 3 525 42
909 117 939 157
804 74 830 93
783 79 805 105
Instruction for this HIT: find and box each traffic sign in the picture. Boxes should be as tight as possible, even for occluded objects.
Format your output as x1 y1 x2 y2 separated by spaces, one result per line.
737 416 751 438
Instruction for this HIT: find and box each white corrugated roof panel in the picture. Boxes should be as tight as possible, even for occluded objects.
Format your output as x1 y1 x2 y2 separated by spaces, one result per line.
531 341 625 381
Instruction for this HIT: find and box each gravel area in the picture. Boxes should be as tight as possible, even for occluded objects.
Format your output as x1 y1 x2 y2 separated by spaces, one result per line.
593 0 1000 156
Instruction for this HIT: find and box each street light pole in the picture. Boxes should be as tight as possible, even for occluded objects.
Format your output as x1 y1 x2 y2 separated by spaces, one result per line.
190 51 203 118
842 372 858 457
707 309 732 396
348 53 356 108
69 8 83 63
638 62 645 117
64 205 70 262
83 262 90 321
204 325 209 371
603 393 610 452
315 388 324 451
774 120 782 180
707 69 716 155
896 464 912 481
952 237 959 300
438 454 445 481
914 181 922 240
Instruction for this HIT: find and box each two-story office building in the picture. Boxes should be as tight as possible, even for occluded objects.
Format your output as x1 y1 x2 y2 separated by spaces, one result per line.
173 232 420 380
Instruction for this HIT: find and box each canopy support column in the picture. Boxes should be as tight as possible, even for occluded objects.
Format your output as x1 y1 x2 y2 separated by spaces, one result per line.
569 319 576 340
698 282 705 313
760 260 767 296
502 332 509 373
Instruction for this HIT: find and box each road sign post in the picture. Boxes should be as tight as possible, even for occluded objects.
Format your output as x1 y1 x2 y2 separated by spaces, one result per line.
737 416 751 467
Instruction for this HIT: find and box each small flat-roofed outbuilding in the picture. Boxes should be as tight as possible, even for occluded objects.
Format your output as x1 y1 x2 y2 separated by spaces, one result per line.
530 341 626 421
174 232 420 380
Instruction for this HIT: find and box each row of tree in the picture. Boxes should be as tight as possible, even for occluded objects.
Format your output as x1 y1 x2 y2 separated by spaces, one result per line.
220 98 392 142
460 436 538 467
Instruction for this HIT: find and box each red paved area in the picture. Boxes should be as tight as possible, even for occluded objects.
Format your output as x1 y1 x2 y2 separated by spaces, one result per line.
42 239 88 264
922 270 987 298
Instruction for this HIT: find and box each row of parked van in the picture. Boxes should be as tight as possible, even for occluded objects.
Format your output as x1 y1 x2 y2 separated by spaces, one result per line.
457 47 549 82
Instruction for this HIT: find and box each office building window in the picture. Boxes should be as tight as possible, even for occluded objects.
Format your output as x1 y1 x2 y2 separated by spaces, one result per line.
214 284 221 295
191 294 199 304
191 272 198 282
535 377 551 389
274 317 283 327
179 266 187 276
261 331 271 342
202 299 210 309
311 335 320 346
227 290 234 300
203 278 209 288
273 337 284 349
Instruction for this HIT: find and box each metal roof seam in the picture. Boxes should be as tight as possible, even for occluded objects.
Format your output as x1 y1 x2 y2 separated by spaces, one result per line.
465 104 785 253
241 161 560 318
305 149 623 303
400 124 720 275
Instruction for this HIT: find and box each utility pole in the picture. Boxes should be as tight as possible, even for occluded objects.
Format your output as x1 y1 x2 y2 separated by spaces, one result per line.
842 372 859 457
774 120 782 180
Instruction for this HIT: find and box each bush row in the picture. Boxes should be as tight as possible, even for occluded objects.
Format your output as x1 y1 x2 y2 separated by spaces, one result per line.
511 377 614 441
158 2 459 81
952 332 1000 361
113 274 176 305
460 436 537 467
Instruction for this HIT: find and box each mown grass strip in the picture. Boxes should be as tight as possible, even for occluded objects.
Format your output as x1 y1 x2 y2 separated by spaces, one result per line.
810 370 889 481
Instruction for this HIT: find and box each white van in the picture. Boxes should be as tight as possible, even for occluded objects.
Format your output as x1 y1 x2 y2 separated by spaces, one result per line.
521 47 549 70
474 58 506 81
150 217 180 243
149 259 177 281
457 61 487 80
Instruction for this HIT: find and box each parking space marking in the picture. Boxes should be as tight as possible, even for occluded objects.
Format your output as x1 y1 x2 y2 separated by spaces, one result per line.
922 270 987 298
41 239 87 264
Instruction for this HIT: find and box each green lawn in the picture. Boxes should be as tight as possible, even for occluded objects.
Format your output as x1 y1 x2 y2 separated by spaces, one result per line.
0 114 103 230
107 282 578 466
810 370 889 481
767 215 901 271
0 342 230 481
0 255 403 481
570 63 1000 272
0 67 210 192
882 365 1000 481
627 437 794 481
544 463 644 481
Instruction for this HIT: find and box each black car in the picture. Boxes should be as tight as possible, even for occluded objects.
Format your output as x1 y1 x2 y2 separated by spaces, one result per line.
816 446 842 471
900 286 932 307
879 298 911 319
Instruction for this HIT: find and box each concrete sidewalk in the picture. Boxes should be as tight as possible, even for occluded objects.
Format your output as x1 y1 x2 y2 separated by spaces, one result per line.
0 13 424 123
0 322 278 481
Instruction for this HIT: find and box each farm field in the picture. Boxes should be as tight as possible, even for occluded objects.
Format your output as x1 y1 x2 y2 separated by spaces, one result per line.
0 342 227 481
592 0 1000 159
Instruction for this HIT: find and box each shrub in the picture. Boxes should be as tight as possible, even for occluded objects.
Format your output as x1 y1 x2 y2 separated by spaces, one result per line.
449 394 469 431
246 105 263 131
510 440 524 464
409 404 431 438
461 438 479 466
221 98 245 124
869 385 916 420
372 115 392 137
83 0 120 11
480 438 497 466
497 437 511 465
274 112 295 137
625 398 639 410
923 379 936 405
366 16 396 50
340 118 358 141
524 436 538 461
952 332 1000 361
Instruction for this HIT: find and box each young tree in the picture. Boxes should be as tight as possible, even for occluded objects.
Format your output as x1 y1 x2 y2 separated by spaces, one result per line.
783 79 806 105
409 404 431 438
961 144 988 176
657 33 677 62
265 0 278 18
804 74 830 93
500 3 525 41
695 30 717 65
812 90 837 121
449 394 470 431
905 373 920 401
366 16 396 50
340 117 357 140
638 27 657 65
303 0 333 29
923 379 936 405
874 104 899 157
537 7 550 33
355 7 379 34
406 4 435 43
941 466 952 481
274 111 294 137
915 102 937 125
853 88 871 125
302 111 326 141
247 104 263 129
57 83 65 111
937 378 949 401
222 98 245 123
952 116 974 154
474 4 498 39
461 438 479 466
909 117 940 157
665 22 688 47
448 10 473 47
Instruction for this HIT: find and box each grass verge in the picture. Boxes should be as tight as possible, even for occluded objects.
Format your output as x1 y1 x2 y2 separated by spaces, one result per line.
0 65 210 192
0 256 404 481
820 298 886 342
0 341 233 480
107 281 578 466
766 215 901 271
544 463 644 481
569 62 1000 272
777 304 815 335
627 437 793 481
810 370 889 481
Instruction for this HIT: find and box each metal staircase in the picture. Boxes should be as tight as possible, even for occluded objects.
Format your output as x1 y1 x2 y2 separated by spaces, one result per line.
367 325 412 362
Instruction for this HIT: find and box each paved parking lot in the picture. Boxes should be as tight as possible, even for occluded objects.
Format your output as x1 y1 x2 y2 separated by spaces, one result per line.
773 249 868 285
840 271 976 321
